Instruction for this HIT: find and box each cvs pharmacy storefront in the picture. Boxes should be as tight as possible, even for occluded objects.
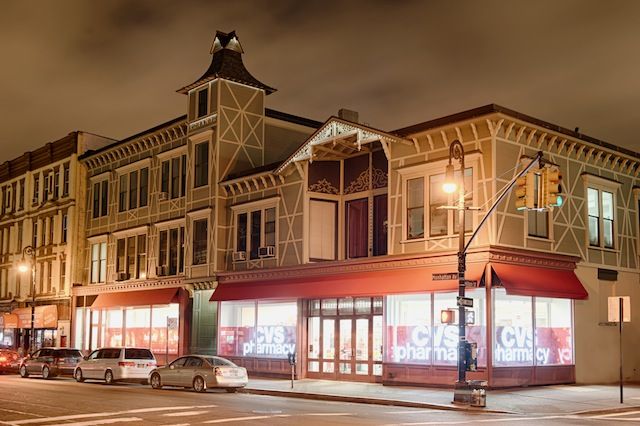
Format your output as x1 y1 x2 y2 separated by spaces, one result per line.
212 252 587 388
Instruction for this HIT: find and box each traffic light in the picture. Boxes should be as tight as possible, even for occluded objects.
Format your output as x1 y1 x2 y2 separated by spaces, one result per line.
543 166 564 208
515 172 536 211
440 309 456 324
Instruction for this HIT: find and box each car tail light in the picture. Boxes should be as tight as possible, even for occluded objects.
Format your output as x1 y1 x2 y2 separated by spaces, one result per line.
214 367 223 376
118 361 136 367
147 361 156 367
0 357 6 362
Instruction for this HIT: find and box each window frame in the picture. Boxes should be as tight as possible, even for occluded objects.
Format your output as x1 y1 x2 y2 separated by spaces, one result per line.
397 154 479 243
196 87 209 119
115 160 150 213
582 174 620 250
89 239 108 284
194 142 209 188
156 220 186 276
231 198 279 261
115 233 147 280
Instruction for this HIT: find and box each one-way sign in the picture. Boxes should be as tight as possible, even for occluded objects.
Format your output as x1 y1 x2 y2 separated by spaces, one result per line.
457 296 473 308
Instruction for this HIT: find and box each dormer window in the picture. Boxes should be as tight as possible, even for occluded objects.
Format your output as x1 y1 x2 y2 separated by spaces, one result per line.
197 87 208 118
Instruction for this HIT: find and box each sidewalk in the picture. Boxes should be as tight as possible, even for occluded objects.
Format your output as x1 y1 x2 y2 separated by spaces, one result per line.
241 377 640 415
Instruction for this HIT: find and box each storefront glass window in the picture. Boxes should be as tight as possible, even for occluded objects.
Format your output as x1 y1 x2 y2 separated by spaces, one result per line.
535 298 573 365
219 301 256 357
256 301 297 359
101 308 123 347
151 304 179 354
125 307 151 348
385 294 431 363
74 307 84 349
493 289 533 366
432 292 460 365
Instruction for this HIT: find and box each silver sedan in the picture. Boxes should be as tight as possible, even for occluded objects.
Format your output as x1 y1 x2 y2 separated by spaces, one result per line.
149 355 248 393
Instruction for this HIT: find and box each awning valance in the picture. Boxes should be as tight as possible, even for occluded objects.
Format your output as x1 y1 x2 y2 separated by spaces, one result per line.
210 262 487 302
491 263 588 300
91 288 180 309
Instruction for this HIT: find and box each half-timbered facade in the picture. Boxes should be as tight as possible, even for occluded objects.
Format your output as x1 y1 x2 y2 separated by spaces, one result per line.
67 30 639 388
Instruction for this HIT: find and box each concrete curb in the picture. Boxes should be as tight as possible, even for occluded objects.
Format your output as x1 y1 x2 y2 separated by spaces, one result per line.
239 387 514 414
569 405 640 416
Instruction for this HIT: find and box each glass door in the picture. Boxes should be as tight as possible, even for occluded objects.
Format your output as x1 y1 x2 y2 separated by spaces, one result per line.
338 319 353 375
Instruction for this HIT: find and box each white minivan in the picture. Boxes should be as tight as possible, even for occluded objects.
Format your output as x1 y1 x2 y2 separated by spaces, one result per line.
74 347 156 385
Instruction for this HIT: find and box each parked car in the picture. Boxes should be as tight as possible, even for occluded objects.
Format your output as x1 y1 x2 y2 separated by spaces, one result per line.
0 349 20 374
74 347 156 385
19 347 83 379
149 355 248 393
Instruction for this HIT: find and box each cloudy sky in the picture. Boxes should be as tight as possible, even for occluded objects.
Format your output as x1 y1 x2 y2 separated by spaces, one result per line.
0 0 639 161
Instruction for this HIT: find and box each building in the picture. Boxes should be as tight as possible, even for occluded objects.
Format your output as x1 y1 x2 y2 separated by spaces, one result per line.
0 132 114 350
69 30 639 387
72 31 320 363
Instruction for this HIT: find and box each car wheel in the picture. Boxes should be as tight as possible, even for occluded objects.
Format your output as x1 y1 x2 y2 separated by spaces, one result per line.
75 368 85 383
19 365 28 378
150 373 162 390
42 366 50 380
225 388 238 393
104 370 114 385
193 376 206 393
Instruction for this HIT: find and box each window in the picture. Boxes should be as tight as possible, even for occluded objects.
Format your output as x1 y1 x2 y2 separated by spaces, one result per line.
61 214 68 243
33 176 39 204
218 300 297 359
90 242 107 283
493 289 533 366
385 294 431 363
234 206 276 260
192 219 208 265
119 168 148 212
535 298 573 365
194 142 209 187
588 187 615 248
429 168 472 237
197 87 208 118
124 307 151 348
309 199 336 260
43 173 50 200
62 164 70 197
19 179 24 210
53 169 60 198
528 209 548 238
150 304 180 354
32 221 38 247
161 155 187 199
158 226 185 275
116 234 147 280
92 180 109 218
406 178 425 240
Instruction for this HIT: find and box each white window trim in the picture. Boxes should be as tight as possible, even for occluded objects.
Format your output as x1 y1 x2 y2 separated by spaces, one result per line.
396 152 481 243
232 199 279 258
154 217 186 230
89 171 111 183
582 173 621 251
156 145 187 161
112 225 149 239
115 157 151 175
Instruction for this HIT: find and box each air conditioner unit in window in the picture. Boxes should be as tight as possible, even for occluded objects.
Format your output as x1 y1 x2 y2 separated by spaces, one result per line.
158 192 169 201
258 246 276 258
232 251 246 262
156 265 167 276
115 272 129 281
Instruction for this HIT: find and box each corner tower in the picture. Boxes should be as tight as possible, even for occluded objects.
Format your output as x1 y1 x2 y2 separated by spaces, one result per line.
178 30 275 180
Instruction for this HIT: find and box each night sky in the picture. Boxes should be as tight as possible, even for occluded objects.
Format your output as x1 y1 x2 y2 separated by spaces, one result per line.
1 0 639 162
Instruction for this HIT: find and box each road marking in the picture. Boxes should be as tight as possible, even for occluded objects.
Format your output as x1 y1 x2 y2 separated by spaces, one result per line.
162 411 209 417
47 417 142 426
589 410 640 419
0 408 45 417
389 415 578 425
9 405 218 425
303 413 352 416
203 415 291 424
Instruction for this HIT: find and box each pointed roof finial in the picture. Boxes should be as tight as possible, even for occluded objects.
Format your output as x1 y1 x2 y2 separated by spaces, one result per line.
178 30 275 95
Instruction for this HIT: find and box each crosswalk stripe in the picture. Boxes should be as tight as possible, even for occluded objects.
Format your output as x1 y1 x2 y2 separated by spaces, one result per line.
47 417 142 426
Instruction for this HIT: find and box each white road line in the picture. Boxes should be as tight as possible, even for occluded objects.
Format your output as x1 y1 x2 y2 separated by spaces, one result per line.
203 415 291 424
302 413 353 416
589 410 640 419
388 415 578 425
162 411 209 417
0 408 45 417
9 405 218 425
47 417 142 426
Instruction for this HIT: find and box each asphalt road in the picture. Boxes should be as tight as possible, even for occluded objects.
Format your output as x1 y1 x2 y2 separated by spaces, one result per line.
0 374 638 425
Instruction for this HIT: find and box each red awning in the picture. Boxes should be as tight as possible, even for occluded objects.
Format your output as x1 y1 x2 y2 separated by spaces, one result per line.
491 263 588 300
91 288 180 309
210 263 486 302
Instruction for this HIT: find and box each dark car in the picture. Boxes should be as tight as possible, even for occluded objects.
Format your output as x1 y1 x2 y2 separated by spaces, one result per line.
0 349 20 374
19 347 83 379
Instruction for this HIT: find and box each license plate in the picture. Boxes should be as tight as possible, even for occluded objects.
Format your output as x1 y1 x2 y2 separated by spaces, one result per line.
137 364 145 368
230 369 238 376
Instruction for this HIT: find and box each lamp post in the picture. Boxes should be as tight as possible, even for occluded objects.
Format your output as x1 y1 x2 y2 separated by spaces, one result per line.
18 246 36 352
442 140 468 399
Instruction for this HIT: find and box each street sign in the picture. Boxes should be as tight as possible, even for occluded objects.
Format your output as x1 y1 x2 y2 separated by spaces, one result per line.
608 297 631 322
465 310 475 325
432 272 458 281
457 296 474 308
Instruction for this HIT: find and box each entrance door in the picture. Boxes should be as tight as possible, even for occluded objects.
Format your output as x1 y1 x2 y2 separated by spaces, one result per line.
306 297 383 382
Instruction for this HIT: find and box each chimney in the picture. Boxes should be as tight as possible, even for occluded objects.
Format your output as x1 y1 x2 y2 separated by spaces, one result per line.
338 108 359 123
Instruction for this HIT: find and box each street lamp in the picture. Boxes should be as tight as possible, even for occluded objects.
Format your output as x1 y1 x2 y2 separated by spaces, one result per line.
17 246 36 352
442 140 469 402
